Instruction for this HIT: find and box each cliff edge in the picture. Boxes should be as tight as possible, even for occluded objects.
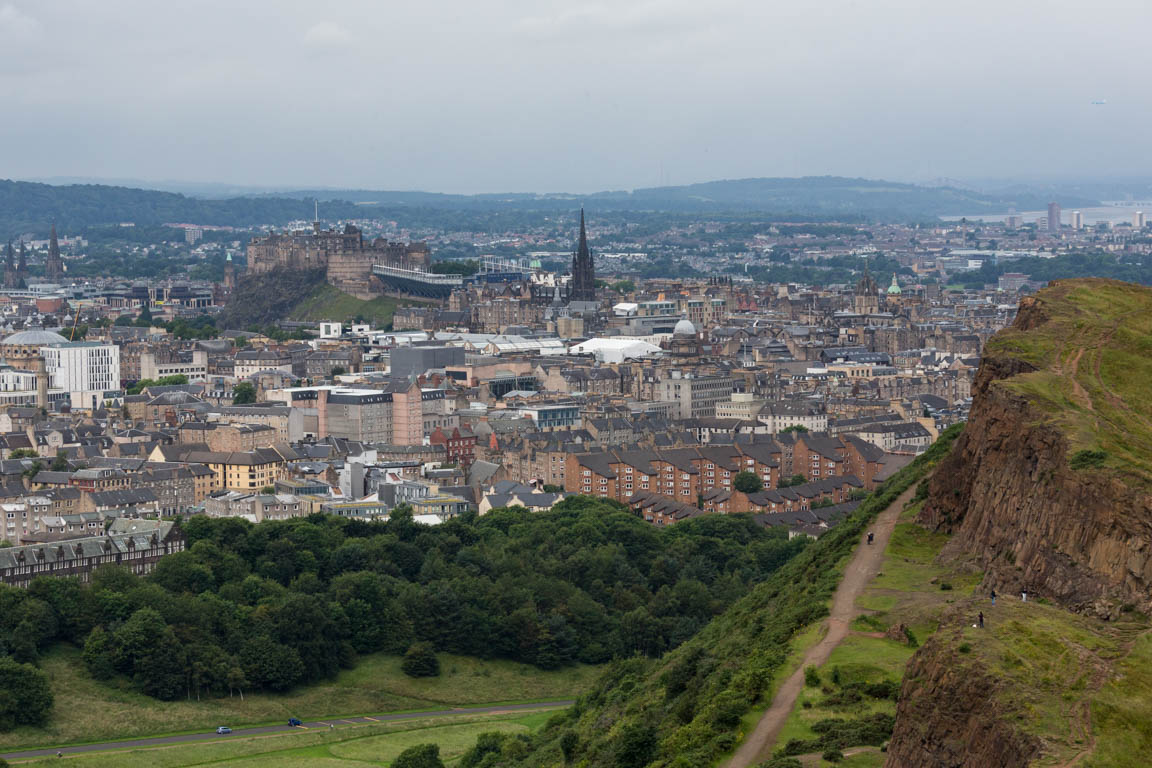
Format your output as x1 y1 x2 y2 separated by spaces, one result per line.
918 278 1152 618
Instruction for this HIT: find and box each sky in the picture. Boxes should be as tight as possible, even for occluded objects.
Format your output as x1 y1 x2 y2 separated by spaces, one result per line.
0 0 1149 193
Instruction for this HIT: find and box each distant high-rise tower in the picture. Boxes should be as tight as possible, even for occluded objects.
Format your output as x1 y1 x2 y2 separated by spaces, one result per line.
1135 211 1146 229
45 222 64 280
569 209 596 303
1047 202 1061 234
1071 210 1083 230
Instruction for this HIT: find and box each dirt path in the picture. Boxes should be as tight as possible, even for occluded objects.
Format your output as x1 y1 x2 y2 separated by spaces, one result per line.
723 483 918 768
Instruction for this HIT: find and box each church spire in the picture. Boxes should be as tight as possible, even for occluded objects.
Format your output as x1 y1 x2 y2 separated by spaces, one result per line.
16 240 27 289
569 208 595 303
577 207 588 258
46 221 63 280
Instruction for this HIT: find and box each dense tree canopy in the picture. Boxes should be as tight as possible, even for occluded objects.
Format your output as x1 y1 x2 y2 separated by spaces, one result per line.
0 497 808 711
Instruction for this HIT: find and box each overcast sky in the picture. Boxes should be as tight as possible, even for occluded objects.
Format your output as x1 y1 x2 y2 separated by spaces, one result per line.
0 0 1147 193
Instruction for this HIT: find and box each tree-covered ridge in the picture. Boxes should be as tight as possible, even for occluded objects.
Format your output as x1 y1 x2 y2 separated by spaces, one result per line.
493 426 962 768
0 498 807 715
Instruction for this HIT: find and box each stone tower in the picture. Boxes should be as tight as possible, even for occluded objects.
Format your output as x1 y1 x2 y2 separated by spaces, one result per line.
3 241 15 289
223 252 236 291
45 223 64 281
569 208 595 303
16 241 27 288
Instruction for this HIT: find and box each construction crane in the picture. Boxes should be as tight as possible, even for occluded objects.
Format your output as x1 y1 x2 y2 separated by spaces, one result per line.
69 303 81 341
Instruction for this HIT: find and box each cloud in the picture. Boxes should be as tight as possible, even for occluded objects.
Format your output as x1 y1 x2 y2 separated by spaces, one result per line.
303 21 351 48
0 3 41 43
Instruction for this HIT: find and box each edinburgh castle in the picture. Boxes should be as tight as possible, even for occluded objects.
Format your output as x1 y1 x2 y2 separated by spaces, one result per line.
246 221 430 299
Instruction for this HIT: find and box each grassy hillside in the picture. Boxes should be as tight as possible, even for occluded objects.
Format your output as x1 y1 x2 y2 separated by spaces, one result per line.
984 278 1152 483
218 268 427 330
0 647 597 750
288 283 426 327
777 493 1152 768
508 426 961 768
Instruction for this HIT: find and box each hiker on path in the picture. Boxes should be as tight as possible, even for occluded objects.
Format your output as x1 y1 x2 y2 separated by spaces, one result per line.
867 531 874 545
1022 588 1028 602
990 588 996 605
978 612 984 628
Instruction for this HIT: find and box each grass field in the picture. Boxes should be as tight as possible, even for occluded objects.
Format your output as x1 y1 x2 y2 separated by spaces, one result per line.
9 710 550 767
288 284 429 327
0 647 598 751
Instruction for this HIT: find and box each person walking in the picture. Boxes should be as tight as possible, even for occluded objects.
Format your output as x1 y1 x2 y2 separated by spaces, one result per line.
990 588 996 605
978 612 984 628
1021 589 1028 602
867 531 874 545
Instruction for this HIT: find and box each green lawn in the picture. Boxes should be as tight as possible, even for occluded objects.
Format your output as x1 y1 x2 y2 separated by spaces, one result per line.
9 711 549 767
0 647 598 750
288 284 428 327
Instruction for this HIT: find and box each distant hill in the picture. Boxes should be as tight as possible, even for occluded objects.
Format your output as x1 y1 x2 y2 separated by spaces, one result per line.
0 176 1104 236
0 179 367 236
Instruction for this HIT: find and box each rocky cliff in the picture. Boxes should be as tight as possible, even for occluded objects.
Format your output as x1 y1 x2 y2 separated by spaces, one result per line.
886 279 1152 768
884 627 1040 768
918 279 1152 618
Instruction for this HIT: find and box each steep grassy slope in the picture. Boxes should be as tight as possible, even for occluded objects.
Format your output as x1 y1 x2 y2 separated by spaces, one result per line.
288 283 424 327
983 278 1152 483
510 427 961 768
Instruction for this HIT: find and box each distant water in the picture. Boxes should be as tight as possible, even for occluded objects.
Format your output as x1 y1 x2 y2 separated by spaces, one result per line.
942 204 1152 226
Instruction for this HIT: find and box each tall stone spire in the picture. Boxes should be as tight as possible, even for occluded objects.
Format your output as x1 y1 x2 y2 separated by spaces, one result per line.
3 241 14 289
17 240 27 288
569 208 595 303
45 222 63 280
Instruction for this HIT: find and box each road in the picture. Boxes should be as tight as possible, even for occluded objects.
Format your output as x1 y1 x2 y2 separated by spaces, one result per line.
0 701 573 760
723 483 918 768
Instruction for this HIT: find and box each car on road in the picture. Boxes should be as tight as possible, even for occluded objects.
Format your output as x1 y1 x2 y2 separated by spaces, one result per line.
216 726 232 734
288 718 302 727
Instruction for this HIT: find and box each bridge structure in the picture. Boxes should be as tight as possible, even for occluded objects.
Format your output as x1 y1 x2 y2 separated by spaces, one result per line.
372 264 463 300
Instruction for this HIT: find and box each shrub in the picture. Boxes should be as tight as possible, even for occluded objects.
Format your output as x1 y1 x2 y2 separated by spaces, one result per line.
958 643 971 654
756 759 803 768
804 666 821 687
401 642 441 678
939 582 953 591
392 743 445 768
831 666 841 685
822 748 845 762
756 758 803 768
1069 449 1108 470
0 657 53 731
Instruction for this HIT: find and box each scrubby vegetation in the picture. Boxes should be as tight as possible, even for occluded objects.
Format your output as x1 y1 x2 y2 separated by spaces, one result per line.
473 425 961 767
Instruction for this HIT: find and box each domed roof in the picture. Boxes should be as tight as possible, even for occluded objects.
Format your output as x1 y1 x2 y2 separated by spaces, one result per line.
673 318 696 337
887 274 902 295
3 329 68 346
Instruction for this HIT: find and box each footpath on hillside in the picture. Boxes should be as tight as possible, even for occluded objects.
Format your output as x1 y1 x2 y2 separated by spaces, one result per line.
724 482 919 768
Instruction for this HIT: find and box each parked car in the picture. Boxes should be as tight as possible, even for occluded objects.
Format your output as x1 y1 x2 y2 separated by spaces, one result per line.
216 726 232 735
288 718 302 727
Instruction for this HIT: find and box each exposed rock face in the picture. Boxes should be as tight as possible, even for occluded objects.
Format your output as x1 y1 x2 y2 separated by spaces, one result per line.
884 630 1040 768
917 288 1152 619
